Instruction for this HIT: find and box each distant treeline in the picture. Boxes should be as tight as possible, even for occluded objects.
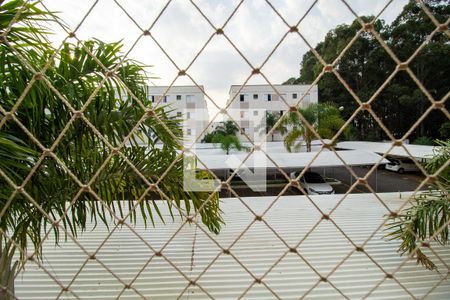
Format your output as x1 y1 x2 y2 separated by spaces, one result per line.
285 0 449 144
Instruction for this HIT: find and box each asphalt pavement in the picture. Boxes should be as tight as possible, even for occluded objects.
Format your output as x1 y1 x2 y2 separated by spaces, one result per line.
220 166 428 198
320 166 428 194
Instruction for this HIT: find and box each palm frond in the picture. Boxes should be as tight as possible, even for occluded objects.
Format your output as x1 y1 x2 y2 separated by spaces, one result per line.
0 4 222 262
385 190 449 270
385 140 450 270
280 103 347 152
284 128 305 153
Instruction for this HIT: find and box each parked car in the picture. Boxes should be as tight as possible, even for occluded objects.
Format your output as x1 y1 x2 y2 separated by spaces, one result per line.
385 158 419 174
290 171 335 195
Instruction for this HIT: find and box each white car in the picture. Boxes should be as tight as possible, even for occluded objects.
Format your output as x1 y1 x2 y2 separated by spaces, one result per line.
385 158 420 174
290 171 335 195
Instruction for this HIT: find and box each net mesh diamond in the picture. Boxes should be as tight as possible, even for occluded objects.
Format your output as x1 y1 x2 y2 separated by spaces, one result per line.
0 0 449 299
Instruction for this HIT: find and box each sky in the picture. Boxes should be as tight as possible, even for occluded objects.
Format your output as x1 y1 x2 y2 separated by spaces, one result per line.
41 0 408 116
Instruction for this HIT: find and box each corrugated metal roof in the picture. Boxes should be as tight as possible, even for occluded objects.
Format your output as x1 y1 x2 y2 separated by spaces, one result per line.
192 140 330 153
15 193 450 299
195 150 388 170
337 142 437 160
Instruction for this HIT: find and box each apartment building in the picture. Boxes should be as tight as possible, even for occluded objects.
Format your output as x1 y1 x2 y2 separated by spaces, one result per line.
227 84 318 142
148 85 209 143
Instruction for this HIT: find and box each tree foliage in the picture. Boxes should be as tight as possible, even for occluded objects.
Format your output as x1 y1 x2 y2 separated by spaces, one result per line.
278 103 348 152
201 120 239 143
212 133 243 155
201 120 245 154
0 0 222 262
386 140 450 270
265 111 280 142
286 1 449 141
204 120 239 139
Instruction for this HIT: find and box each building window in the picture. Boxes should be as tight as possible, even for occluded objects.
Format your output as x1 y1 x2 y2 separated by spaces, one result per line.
177 112 182 117
176 95 182 100
163 96 168 103
240 128 246 134
267 94 272 101
186 95 194 102
293 93 298 99
187 112 191 119
253 110 258 116
151 95 155 102
187 128 192 135
240 111 246 118
240 94 245 102
253 94 258 99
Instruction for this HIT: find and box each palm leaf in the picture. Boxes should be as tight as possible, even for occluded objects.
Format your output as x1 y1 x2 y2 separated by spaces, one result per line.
0 3 222 263
385 140 449 270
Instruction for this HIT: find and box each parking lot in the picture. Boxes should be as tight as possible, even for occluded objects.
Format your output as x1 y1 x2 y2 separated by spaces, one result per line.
323 166 427 194
220 166 428 198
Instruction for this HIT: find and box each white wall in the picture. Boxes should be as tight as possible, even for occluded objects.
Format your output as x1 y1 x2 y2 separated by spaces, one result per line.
148 85 210 144
227 84 318 142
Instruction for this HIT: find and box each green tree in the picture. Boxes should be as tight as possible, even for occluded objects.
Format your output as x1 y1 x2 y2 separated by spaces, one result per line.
286 1 449 141
278 103 347 152
265 111 280 142
386 139 449 270
384 0 449 140
213 120 239 136
0 2 221 295
202 120 239 143
286 16 392 140
212 133 243 155
439 122 450 139
412 136 434 145
201 120 245 154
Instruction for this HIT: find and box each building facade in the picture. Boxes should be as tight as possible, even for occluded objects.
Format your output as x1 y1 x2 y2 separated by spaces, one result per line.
148 85 209 144
227 84 318 142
